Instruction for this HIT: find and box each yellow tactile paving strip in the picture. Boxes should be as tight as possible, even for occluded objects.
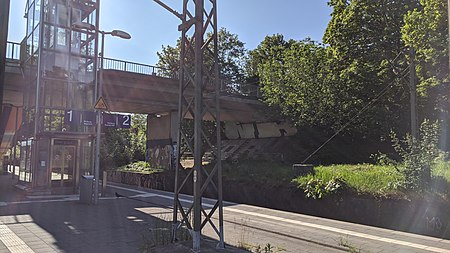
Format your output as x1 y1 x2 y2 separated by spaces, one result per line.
0 224 34 253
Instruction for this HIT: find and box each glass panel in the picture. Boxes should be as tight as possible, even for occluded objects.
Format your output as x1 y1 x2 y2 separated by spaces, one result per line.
26 35 32 60
44 1 56 23
43 79 67 108
71 31 81 54
43 109 65 132
57 4 69 26
43 52 69 73
71 8 81 24
51 145 76 187
34 0 41 28
19 140 33 183
33 28 39 54
73 82 94 110
43 24 55 49
27 3 34 36
56 27 67 47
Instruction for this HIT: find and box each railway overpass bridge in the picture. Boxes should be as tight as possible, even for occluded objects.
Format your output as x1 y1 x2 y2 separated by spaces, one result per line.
1 41 284 159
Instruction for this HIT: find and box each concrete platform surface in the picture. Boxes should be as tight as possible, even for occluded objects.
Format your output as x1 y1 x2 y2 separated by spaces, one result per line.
1 174 450 252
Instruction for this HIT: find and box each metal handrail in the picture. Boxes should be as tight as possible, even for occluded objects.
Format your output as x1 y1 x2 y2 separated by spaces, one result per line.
6 41 21 60
101 57 175 79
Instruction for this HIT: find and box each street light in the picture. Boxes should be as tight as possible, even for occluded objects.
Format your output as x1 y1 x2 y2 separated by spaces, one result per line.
72 21 131 204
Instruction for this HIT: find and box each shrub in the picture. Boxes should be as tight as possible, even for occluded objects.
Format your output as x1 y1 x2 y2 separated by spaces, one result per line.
298 177 343 199
388 119 440 191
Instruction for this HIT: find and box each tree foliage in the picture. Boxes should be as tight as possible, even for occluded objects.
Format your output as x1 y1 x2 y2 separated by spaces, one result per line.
156 27 248 92
250 0 429 136
249 36 334 127
101 114 147 169
323 0 419 134
402 0 448 94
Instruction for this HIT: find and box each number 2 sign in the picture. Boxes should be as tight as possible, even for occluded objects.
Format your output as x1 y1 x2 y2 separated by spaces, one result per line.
118 114 131 128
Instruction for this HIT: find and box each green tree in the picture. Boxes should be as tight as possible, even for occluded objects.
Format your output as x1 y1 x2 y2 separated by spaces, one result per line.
101 114 147 169
156 27 248 93
401 0 449 150
402 0 448 94
323 0 419 134
249 35 334 127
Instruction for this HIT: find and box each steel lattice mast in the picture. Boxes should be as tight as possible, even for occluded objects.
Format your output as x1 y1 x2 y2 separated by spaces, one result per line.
154 0 223 251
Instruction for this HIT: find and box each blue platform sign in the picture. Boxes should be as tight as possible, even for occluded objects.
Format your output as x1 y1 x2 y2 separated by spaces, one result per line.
103 113 117 127
118 114 132 128
82 111 96 126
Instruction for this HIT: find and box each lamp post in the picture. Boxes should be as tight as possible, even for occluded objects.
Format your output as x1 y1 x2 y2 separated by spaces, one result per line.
72 22 131 204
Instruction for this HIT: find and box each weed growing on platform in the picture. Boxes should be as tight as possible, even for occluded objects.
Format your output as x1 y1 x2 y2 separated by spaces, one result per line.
337 236 366 253
139 216 191 252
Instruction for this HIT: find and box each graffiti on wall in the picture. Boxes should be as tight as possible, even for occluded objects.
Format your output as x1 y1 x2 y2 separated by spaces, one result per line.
146 145 172 169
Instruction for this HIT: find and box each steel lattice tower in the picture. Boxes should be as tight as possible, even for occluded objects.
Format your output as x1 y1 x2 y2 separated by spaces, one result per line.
154 0 223 251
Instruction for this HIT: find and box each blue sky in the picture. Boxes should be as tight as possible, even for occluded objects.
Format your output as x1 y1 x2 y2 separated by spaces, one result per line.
8 0 331 65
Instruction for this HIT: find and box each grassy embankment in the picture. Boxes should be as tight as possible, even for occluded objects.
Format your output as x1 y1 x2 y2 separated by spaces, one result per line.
222 160 450 198
115 159 450 198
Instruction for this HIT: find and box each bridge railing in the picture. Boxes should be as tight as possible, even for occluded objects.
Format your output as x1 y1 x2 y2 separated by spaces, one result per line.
101 57 261 98
6 41 21 60
102 57 175 79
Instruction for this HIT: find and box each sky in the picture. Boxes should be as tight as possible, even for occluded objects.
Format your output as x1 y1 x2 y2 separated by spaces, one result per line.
7 0 332 65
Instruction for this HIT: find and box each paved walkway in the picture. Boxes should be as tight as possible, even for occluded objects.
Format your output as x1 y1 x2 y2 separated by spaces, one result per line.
1 174 450 252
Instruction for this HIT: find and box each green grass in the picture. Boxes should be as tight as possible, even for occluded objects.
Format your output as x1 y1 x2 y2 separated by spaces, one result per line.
432 160 450 181
116 161 164 174
292 164 404 196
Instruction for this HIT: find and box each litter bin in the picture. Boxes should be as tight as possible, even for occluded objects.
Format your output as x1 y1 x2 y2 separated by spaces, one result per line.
80 175 94 204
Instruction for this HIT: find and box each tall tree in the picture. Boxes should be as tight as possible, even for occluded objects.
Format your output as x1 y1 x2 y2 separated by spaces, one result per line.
402 0 450 149
402 0 448 94
323 0 419 134
249 35 334 127
156 27 248 93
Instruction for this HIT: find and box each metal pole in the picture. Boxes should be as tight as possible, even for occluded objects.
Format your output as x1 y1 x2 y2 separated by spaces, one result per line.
12 106 18 179
212 0 224 248
0 0 10 121
172 0 188 241
94 32 104 205
193 0 204 251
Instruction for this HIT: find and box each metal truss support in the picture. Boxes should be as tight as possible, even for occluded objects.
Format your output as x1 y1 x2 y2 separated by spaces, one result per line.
154 0 223 252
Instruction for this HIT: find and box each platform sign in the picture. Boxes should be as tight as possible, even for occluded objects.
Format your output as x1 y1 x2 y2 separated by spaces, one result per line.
118 114 131 128
64 110 81 125
82 111 96 126
102 113 117 127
